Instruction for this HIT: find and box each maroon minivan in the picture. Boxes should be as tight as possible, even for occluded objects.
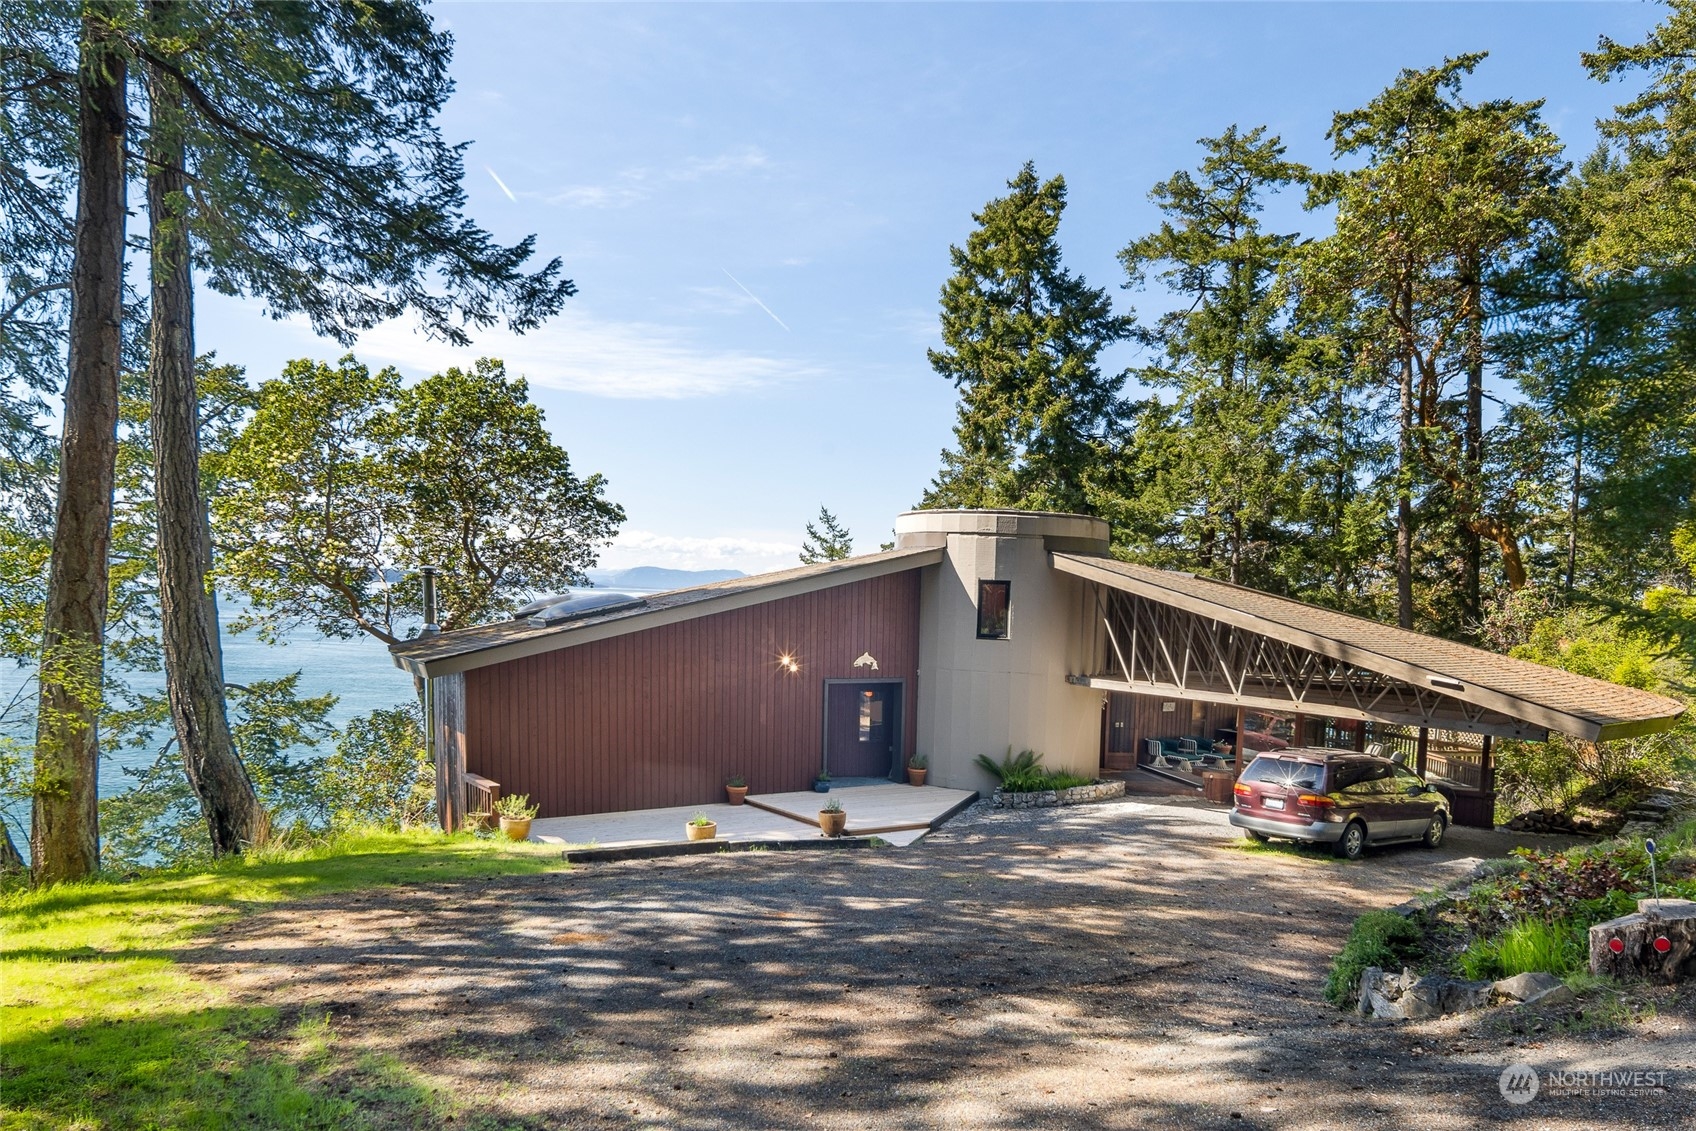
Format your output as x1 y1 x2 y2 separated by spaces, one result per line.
1228 749 1451 860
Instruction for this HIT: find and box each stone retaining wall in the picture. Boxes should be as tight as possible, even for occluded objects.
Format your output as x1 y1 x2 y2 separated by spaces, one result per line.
991 780 1127 810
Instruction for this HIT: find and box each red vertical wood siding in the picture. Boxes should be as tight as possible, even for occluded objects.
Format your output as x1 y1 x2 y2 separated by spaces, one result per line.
461 570 923 817
1104 692 1237 769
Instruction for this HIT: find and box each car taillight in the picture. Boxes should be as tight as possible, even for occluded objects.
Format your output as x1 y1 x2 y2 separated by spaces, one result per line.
1233 782 1252 796
1296 793 1334 809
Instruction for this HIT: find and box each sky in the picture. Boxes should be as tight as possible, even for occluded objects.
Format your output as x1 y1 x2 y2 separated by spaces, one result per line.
196 1 1665 576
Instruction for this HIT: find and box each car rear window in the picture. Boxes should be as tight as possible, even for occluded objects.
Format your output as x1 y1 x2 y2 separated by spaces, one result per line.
1240 757 1323 791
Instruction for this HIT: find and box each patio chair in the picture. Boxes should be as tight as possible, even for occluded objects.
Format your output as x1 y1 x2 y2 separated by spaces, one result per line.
1145 739 1205 772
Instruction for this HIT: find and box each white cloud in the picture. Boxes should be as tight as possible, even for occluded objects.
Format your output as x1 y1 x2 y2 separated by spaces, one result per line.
544 182 647 209
543 147 770 209
598 529 800 573
351 309 819 399
671 147 769 181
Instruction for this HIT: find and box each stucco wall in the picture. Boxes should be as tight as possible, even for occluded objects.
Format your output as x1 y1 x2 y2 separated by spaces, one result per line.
899 510 1110 794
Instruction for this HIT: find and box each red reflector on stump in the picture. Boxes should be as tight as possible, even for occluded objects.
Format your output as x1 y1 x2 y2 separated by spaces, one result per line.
1655 936 1672 954
1609 938 1626 954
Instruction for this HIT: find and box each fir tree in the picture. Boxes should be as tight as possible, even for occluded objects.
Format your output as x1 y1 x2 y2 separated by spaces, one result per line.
799 506 853 564
924 163 1131 513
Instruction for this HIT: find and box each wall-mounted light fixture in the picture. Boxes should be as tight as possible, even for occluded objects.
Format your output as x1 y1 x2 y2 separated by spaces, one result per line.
778 652 801 674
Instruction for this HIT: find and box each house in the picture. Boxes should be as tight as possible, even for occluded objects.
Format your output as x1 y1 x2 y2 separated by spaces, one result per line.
389 509 1686 829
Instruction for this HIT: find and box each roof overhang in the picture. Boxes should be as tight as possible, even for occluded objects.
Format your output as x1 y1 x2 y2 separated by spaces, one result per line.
1054 552 1686 743
391 546 944 680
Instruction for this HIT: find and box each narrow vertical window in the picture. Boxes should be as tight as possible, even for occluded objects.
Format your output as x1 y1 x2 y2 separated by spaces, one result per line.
859 689 874 741
977 580 1011 639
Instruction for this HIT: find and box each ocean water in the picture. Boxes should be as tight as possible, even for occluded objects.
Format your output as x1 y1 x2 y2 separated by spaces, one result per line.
1 596 420 812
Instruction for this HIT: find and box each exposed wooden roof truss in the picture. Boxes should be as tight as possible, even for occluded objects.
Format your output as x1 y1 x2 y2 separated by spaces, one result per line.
1079 587 1553 742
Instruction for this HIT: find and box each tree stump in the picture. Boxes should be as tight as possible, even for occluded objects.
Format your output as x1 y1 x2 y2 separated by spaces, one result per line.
1589 899 1696 983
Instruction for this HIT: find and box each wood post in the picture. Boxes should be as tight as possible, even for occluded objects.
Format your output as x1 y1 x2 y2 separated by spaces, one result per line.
1416 727 1429 777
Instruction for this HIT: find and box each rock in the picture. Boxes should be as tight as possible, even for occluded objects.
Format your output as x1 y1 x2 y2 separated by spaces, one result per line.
1404 973 1491 1018
1493 971 1564 1003
1358 966 1490 1019
1524 983 1576 1007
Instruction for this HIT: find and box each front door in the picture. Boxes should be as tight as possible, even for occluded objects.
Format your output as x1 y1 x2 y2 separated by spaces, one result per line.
825 682 900 779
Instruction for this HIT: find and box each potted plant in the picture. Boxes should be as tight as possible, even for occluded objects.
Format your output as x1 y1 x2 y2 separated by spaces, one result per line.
818 797 847 838
725 774 748 805
494 793 539 841
813 771 832 794
685 811 717 841
906 753 928 787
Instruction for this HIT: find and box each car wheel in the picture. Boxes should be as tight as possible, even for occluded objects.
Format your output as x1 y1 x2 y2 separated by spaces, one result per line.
1243 829 1269 843
1422 812 1447 849
1333 821 1366 860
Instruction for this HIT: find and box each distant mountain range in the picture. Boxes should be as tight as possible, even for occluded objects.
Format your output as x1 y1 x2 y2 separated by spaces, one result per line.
584 566 745 591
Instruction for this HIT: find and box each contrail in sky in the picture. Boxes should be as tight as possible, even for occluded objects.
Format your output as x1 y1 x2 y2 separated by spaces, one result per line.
485 166 517 202
722 269 790 332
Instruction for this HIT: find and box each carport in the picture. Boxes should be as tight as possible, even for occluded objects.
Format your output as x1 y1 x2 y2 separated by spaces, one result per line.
1054 554 1687 827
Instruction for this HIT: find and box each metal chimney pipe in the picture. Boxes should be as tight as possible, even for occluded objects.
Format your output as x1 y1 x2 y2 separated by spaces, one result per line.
420 565 440 636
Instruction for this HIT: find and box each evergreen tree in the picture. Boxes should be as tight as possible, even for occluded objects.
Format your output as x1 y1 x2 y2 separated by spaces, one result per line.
1113 126 1308 585
1571 0 1696 598
28 2 130 884
1302 55 1563 633
924 163 1132 513
799 506 853 564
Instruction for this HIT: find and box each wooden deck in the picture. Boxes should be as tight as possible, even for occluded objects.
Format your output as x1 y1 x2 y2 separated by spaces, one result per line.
525 782 977 850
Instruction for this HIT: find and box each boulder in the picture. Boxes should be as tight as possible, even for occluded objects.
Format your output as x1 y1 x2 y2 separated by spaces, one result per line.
1358 966 1490 1020
1493 971 1574 1007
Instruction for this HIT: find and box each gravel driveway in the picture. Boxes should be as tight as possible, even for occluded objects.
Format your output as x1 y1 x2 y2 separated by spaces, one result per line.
194 796 1696 1129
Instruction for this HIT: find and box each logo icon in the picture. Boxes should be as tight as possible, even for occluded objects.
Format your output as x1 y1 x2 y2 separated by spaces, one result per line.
1500 1063 1540 1104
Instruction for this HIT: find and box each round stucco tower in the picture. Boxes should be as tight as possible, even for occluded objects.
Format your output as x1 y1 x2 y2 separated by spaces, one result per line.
895 509 1110 795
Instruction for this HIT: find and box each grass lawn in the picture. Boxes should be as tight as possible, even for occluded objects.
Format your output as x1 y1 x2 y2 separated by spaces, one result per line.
0 829 567 1130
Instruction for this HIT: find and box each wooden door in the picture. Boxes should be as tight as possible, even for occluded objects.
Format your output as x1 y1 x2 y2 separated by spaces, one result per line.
826 682 898 778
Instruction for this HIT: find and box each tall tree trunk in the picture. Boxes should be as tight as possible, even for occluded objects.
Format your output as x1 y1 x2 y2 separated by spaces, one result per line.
1565 425 1582 594
145 20 268 856
0 817 25 874
31 10 127 885
1396 286 1415 630
1461 271 1484 627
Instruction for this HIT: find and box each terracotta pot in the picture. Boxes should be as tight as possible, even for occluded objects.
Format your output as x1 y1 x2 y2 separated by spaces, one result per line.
686 820 717 841
726 785 748 805
498 816 532 842
818 809 847 838
907 767 928 787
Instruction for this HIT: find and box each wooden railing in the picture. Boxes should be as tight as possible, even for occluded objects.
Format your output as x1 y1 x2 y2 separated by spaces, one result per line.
464 773 500 829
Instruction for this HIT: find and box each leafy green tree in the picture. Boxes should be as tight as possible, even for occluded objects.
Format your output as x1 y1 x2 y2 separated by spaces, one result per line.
924 162 1132 513
799 506 853 563
214 355 623 646
1569 1 1696 599
1487 589 1694 813
100 674 337 869
0 1 75 523
318 704 431 830
1113 126 1308 585
129 0 577 862
1303 55 1563 632
1579 0 1696 272
388 359 625 628
211 356 404 643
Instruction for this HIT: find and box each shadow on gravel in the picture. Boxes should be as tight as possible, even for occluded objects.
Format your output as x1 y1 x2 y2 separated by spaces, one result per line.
183 802 1682 1129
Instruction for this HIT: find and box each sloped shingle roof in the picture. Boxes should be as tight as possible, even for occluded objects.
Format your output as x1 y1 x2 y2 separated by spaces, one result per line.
1052 553 1685 742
